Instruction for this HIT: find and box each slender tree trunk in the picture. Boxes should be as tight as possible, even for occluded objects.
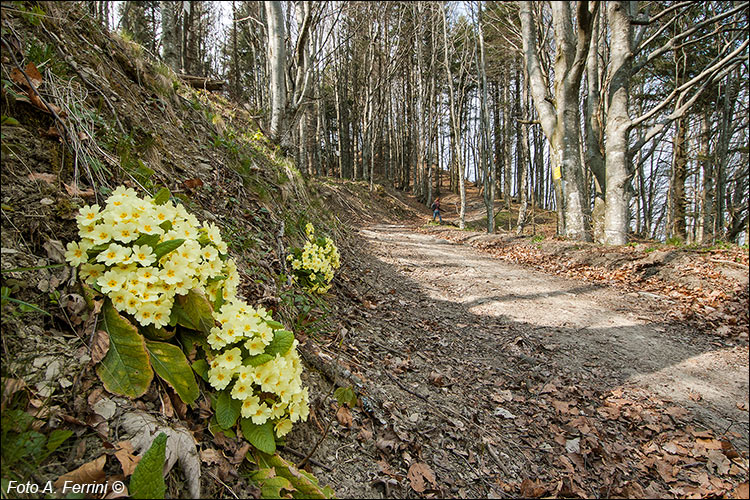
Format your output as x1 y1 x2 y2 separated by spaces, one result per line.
671 116 688 240
265 1 286 142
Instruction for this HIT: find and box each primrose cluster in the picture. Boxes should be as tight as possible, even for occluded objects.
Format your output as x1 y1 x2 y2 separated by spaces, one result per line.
206 299 309 436
65 186 236 328
66 187 310 439
287 223 341 293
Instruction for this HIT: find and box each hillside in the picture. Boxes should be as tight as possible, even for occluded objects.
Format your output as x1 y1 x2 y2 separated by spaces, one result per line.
1 3 749 500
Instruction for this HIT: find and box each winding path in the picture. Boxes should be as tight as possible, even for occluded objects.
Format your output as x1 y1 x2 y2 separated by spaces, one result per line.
302 224 749 498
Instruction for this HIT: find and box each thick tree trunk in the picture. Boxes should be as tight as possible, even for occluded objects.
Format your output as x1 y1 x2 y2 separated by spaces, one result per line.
603 1 634 245
520 1 595 241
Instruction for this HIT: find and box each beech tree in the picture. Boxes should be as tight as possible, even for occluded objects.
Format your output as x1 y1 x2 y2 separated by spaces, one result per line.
520 1 598 241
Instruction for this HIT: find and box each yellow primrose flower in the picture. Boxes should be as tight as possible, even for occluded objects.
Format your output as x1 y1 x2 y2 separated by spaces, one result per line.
231 380 252 400
113 222 139 243
90 224 113 245
75 204 101 226
274 418 293 437
131 244 156 266
209 367 232 390
65 241 89 267
98 269 126 294
250 402 272 425
240 395 261 419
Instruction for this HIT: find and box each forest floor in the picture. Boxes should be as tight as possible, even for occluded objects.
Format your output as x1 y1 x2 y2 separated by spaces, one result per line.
290 188 749 499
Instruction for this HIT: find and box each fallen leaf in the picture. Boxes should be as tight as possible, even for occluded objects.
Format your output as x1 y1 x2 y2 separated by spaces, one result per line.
375 436 397 453
552 400 572 414
665 406 688 420
25 62 43 88
114 441 140 476
565 438 580 454
54 455 106 490
169 390 188 420
10 62 42 89
597 405 621 420
231 442 251 465
44 126 61 138
28 90 63 116
160 389 174 418
43 239 66 263
28 172 57 184
706 449 730 475
720 438 739 459
428 371 445 386
121 411 201 498
90 330 110 365
732 483 749 499
697 437 724 450
336 406 353 427
655 460 679 483
200 448 224 465
520 478 547 498
182 178 204 190
407 462 436 493
91 397 116 420
64 183 95 198
357 428 373 442
1 378 26 412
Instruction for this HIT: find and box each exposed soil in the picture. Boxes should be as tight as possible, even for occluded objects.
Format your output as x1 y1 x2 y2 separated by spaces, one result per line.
290 219 749 498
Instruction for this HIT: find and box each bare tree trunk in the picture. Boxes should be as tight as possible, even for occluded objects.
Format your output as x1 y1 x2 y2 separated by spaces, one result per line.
519 1 596 241
671 116 688 241
586 8 607 243
265 1 286 142
603 0 633 245
698 111 713 243
476 2 494 233
442 5 466 229
160 1 181 71
517 62 531 235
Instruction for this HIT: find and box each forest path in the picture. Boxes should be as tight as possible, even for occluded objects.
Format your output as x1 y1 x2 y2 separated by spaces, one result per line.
359 224 749 443
304 223 748 498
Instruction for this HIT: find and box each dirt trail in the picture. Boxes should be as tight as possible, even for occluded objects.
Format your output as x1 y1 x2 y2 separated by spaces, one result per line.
295 224 749 498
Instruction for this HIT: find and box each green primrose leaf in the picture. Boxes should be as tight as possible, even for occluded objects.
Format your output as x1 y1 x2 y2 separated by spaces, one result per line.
159 220 172 231
265 454 333 498
132 233 161 249
260 476 295 499
191 359 209 382
153 187 171 205
129 432 167 499
208 415 236 439
96 300 154 398
174 289 215 335
334 387 358 408
243 353 273 367
241 418 276 454
46 429 73 455
265 319 284 329
265 329 294 357
213 286 224 312
145 340 199 405
86 243 110 260
215 390 242 429
152 239 185 261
